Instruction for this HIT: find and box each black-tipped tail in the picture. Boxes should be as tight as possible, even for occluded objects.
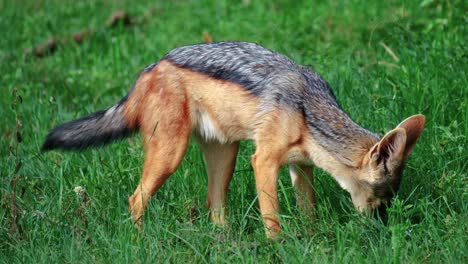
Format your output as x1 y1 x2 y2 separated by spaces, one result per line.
42 104 136 151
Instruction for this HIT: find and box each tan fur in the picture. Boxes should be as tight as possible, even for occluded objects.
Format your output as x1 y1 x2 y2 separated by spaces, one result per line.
122 60 425 238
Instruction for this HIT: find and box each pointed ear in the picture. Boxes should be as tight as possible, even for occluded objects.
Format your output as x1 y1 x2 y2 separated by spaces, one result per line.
370 128 407 169
397 114 425 159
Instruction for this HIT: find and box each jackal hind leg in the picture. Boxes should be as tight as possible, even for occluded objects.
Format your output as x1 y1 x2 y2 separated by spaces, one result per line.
289 164 316 215
198 140 239 226
128 118 191 227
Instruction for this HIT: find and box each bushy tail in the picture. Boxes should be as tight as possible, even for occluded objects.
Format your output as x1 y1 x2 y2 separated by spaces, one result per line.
42 101 137 151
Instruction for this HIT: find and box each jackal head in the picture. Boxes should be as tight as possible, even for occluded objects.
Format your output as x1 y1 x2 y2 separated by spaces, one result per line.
351 115 425 216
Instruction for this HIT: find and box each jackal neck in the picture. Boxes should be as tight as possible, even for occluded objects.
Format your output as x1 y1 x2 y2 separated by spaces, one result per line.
289 66 380 167
304 105 380 167
300 88 379 168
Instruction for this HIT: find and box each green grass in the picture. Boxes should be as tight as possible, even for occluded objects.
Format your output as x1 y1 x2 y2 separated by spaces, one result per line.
1 0 466 262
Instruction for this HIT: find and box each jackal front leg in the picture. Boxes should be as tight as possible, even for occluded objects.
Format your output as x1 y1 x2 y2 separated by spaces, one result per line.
251 152 281 239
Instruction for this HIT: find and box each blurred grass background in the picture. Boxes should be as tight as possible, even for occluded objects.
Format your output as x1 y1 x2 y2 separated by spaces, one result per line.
1 0 466 262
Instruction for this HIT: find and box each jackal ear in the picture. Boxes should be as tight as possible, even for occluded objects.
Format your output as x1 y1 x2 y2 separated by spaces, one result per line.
370 128 407 169
397 114 425 159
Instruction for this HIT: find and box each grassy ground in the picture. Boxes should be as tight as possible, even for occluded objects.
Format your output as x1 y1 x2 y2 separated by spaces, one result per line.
1 0 466 262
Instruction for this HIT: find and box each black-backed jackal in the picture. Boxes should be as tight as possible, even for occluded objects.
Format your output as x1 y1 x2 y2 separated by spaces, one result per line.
43 42 425 238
